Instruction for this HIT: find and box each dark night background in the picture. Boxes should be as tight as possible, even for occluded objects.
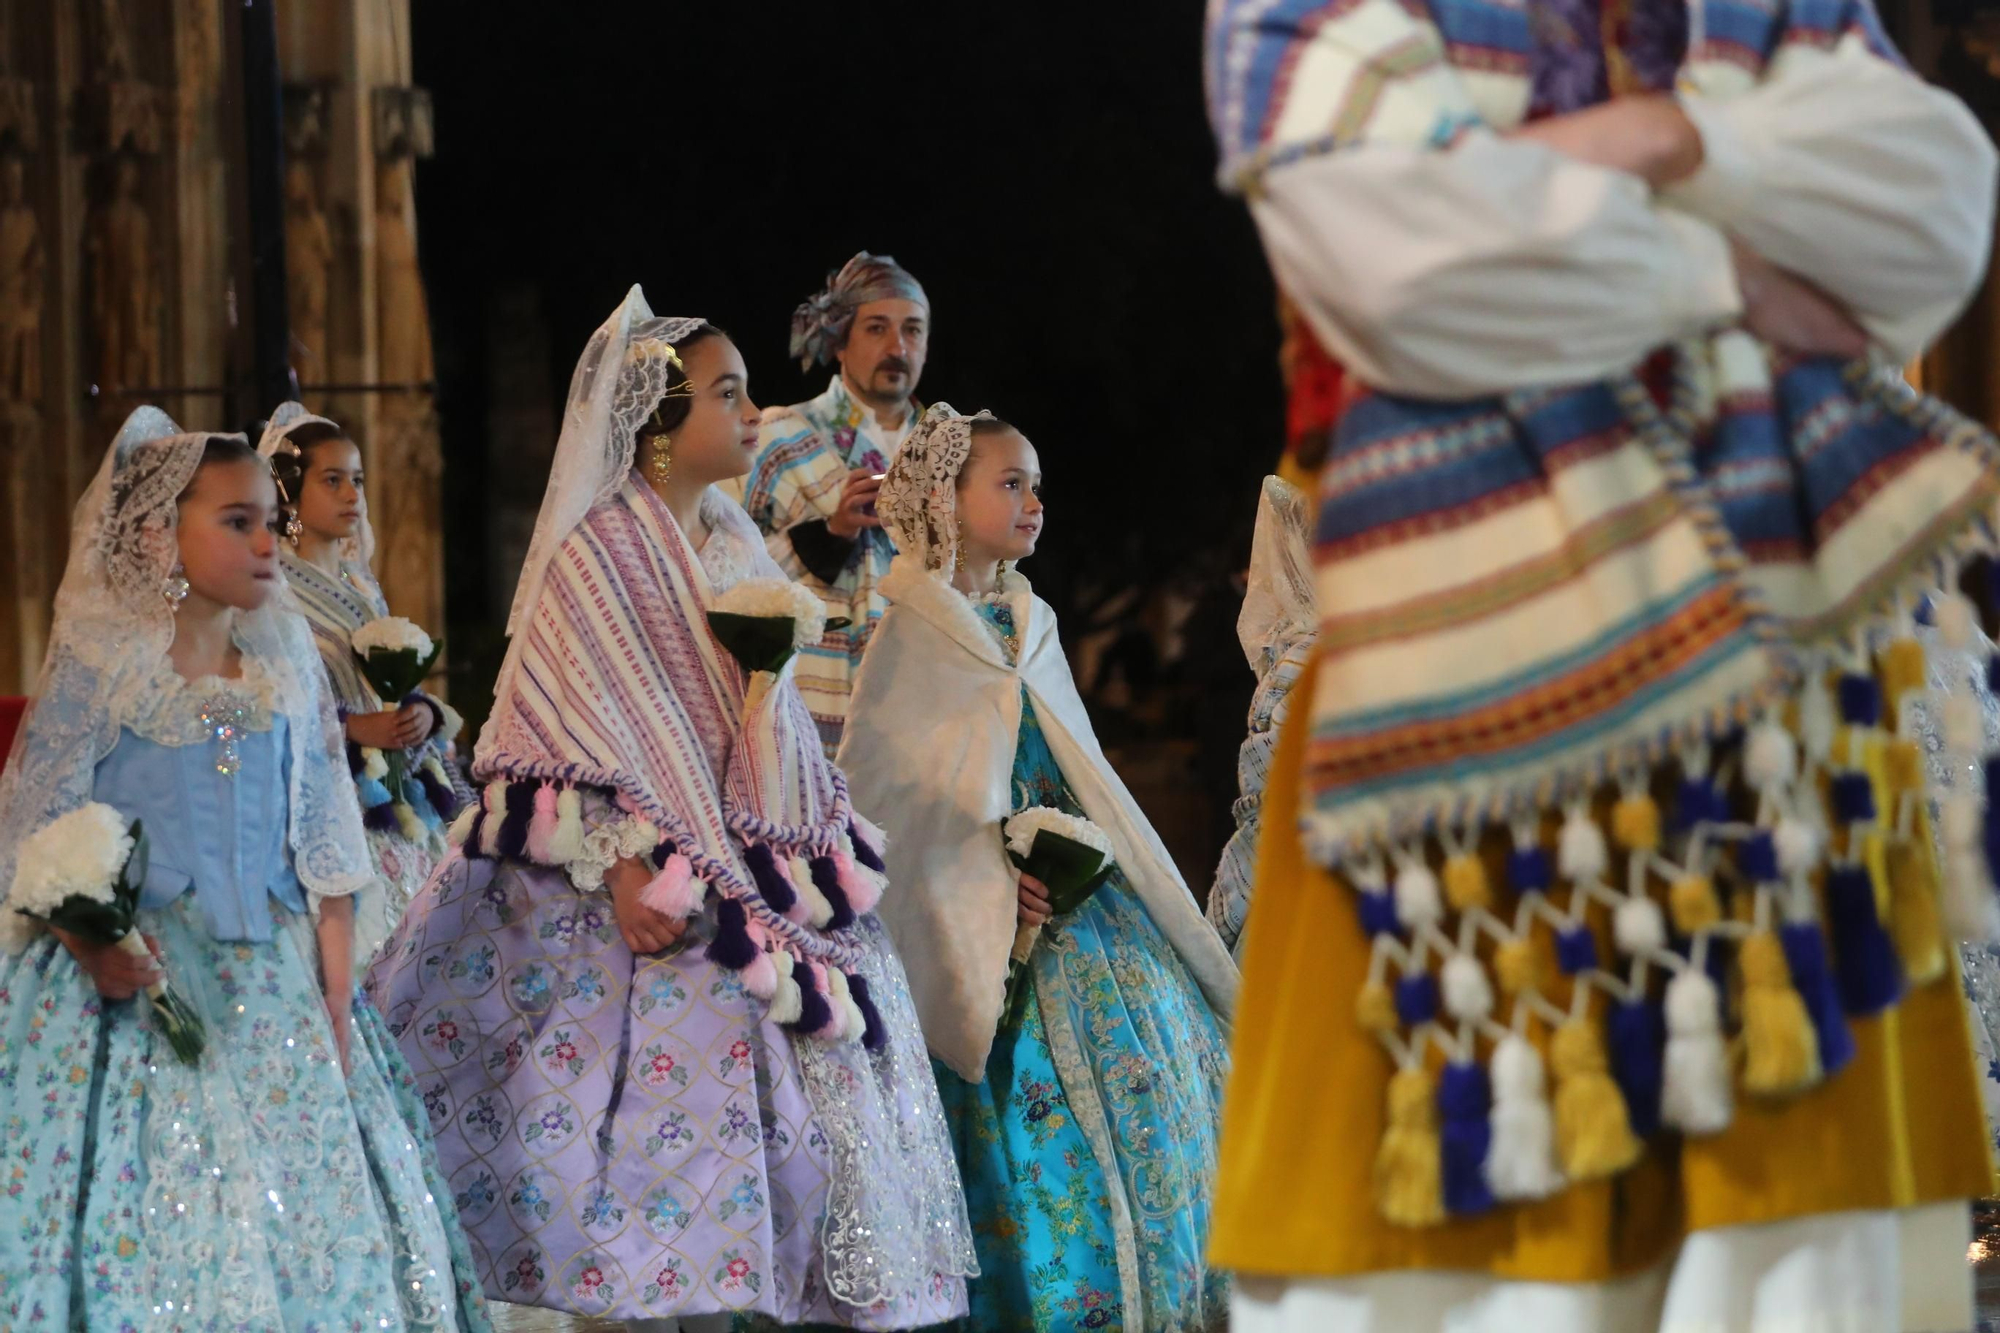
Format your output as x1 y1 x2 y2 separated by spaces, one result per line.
411 2 1286 880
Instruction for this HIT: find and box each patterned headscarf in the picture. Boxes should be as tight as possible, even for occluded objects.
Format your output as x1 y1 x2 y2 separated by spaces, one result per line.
789 251 929 371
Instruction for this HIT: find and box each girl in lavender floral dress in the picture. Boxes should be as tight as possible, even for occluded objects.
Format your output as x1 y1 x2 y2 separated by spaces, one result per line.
366 287 975 1331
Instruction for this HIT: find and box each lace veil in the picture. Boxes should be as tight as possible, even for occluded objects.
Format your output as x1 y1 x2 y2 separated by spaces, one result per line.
0 407 376 947
257 401 377 567
877 401 996 575
499 285 706 639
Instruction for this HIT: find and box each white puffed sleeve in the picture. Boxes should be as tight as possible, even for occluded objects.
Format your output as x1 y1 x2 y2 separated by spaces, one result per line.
1668 40 1998 364
1251 131 1743 398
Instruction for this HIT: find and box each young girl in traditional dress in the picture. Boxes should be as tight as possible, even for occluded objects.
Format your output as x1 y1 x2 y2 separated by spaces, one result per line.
838 405 1240 1332
366 287 975 1332
0 407 490 1330
259 403 463 948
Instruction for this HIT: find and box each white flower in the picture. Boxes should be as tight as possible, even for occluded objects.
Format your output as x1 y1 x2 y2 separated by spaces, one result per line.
712 578 826 650
1003 807 1113 862
351 616 434 658
8 802 134 918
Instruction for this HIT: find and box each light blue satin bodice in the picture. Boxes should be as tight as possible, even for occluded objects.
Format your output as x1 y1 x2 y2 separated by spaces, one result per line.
90 719 306 941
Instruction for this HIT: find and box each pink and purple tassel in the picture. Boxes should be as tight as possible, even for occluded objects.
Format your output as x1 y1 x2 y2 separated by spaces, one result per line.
809 857 855 930
833 850 883 915
525 784 560 864
705 896 759 971
847 973 887 1051
742 842 799 917
640 851 704 920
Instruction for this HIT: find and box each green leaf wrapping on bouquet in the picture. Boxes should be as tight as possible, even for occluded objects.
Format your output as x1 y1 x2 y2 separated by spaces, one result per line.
1006 830 1114 913
707 612 803 676
353 641 444 706
123 820 149 902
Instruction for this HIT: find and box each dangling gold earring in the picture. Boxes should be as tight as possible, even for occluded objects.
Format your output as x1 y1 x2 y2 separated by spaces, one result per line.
648 438 673 485
954 520 966 573
283 511 303 547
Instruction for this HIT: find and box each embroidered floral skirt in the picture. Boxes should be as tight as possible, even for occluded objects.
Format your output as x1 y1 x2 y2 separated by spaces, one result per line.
0 894 490 1331
366 850 969 1326
936 872 1232 1333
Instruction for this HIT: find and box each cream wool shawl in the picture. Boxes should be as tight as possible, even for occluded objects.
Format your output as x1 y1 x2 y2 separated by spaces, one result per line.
840 555 1239 1080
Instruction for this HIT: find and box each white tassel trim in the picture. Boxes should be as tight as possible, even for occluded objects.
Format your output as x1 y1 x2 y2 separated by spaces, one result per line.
1661 969 1733 1136
1485 1035 1564 1201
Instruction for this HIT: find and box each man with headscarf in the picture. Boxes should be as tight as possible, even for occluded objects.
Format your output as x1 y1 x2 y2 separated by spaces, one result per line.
730 250 930 754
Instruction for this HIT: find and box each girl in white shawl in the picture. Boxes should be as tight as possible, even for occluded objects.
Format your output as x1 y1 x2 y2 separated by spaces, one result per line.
838 405 1239 1332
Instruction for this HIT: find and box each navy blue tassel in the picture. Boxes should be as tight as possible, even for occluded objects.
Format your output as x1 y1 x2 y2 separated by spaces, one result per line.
1507 846 1552 894
704 897 759 970
1675 778 1728 832
363 800 399 832
1607 998 1665 1137
1739 831 1780 884
1357 891 1398 938
742 842 798 915
1779 920 1857 1077
791 968 834 1033
345 739 366 775
1830 773 1876 824
1825 864 1903 1016
1555 925 1598 975
848 820 886 874
848 973 888 1051
1836 673 1881 727
810 857 855 930
1437 1061 1496 1216
1915 594 1937 626
494 781 536 860
1394 973 1439 1026
416 763 458 820
1987 654 2000 697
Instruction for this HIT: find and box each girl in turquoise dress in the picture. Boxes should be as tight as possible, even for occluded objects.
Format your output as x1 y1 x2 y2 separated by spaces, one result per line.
0 409 489 1331
839 405 1240 1331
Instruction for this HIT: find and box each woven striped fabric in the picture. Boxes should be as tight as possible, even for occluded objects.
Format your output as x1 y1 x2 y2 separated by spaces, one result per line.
281 551 392 714
1204 0 1899 191
475 477 864 961
1305 347 2000 852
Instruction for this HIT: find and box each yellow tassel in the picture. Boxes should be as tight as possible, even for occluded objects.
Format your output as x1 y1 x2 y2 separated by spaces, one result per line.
1611 793 1660 853
1550 1020 1643 1181
1884 739 1924 798
1738 931 1822 1096
1494 937 1541 997
1878 639 1927 716
1443 853 1491 913
1862 830 1893 918
1357 981 1398 1033
1887 828 1948 987
1669 876 1722 934
1374 1065 1445 1227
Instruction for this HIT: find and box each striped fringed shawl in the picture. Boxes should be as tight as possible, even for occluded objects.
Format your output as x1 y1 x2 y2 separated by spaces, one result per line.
472 478 889 1040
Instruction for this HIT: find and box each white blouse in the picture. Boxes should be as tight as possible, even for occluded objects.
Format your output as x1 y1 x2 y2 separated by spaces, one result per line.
1252 41 1997 398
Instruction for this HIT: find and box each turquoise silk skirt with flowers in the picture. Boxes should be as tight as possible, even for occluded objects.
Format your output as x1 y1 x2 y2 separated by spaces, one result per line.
934 691 1230 1333
0 894 490 1332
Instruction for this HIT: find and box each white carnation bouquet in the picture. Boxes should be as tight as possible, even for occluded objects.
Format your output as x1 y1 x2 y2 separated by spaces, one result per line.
1003 806 1116 1010
6 803 206 1063
708 578 827 719
351 614 444 797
